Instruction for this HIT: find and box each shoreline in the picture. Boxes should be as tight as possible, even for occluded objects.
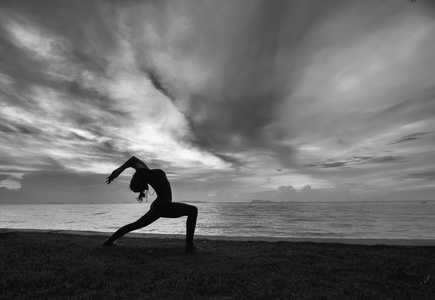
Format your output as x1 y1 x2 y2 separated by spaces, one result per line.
2 228 434 246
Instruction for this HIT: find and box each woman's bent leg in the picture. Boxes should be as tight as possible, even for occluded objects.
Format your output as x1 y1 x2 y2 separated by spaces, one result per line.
102 210 159 246
157 202 198 252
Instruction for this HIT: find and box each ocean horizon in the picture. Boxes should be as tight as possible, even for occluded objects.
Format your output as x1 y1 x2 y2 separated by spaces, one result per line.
1 200 434 240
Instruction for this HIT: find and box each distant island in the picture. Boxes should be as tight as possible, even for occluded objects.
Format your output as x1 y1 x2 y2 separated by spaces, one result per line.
250 199 273 203
179 200 207 203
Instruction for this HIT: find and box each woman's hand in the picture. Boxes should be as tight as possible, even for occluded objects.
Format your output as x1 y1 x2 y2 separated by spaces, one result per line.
106 168 122 184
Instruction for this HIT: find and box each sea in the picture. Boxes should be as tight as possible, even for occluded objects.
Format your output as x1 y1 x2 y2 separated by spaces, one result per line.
0 201 434 240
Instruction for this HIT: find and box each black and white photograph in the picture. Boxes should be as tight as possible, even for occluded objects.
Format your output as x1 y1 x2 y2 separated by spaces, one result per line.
1 0 434 299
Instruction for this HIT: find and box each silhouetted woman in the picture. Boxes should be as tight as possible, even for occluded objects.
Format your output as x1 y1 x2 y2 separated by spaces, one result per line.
102 156 198 252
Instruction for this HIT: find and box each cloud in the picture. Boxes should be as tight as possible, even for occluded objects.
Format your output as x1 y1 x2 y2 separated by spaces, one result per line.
275 185 298 201
388 132 431 145
317 162 347 168
146 69 175 101
0 172 23 190
371 86 435 128
370 156 405 163
269 184 356 202
129 1 347 165
0 1 229 173
211 190 235 202
0 169 131 204
305 156 405 169
404 170 435 181
1 0 435 203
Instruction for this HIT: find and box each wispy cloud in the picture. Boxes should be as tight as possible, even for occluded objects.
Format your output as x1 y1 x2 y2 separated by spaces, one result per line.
305 155 405 169
404 170 435 181
389 132 432 145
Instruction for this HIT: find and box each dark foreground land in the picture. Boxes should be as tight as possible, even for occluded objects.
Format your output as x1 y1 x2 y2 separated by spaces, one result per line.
1 232 434 299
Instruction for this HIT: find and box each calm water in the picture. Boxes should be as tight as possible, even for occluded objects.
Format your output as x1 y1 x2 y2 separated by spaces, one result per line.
1 201 434 239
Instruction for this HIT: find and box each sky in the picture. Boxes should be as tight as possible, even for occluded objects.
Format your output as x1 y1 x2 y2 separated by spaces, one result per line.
0 0 434 204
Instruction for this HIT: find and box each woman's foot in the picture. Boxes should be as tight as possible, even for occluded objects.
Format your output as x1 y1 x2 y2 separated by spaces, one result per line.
185 243 203 253
101 238 113 247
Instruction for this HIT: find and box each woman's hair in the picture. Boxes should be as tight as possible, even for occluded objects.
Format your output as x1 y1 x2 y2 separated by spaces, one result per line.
137 191 147 203
130 169 149 203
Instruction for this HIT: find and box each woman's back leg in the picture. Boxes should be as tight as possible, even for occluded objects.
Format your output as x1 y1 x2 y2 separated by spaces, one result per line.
102 210 159 246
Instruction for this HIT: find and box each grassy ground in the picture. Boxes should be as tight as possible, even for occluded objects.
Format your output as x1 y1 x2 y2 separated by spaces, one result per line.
1 232 434 299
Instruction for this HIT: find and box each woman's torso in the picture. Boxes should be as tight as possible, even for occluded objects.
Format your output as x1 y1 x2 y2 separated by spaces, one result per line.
146 169 172 202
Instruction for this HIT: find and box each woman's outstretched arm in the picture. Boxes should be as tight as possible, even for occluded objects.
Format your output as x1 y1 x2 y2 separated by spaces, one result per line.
122 156 150 171
106 156 150 184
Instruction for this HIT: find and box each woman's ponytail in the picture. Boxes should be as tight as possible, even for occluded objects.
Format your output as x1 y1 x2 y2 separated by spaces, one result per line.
137 190 146 203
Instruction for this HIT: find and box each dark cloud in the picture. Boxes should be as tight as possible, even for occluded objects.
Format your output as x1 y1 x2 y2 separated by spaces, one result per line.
146 69 175 101
322 162 346 168
305 161 347 168
350 155 405 164
389 132 431 145
0 124 16 134
370 156 404 163
146 1 349 165
0 123 41 135
307 162 347 168
404 170 435 181
187 92 290 151
210 152 246 169
306 156 404 168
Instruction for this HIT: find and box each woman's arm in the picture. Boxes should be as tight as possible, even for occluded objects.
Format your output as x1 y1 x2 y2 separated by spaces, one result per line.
119 156 150 171
106 156 150 184
132 156 150 170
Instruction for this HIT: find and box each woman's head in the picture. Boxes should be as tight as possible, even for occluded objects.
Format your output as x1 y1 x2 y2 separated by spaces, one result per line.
130 169 149 202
